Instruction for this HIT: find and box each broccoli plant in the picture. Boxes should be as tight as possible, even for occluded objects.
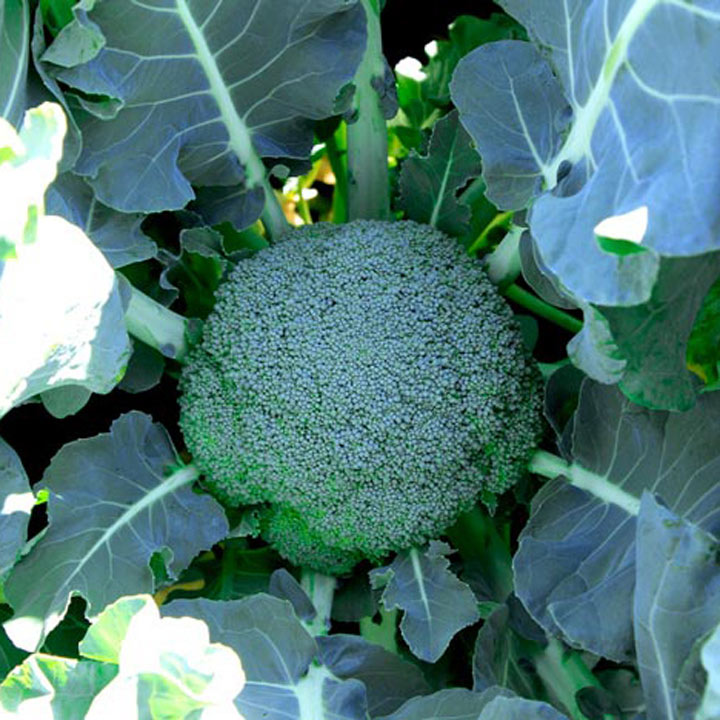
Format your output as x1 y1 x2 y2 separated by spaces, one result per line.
1 1 720 720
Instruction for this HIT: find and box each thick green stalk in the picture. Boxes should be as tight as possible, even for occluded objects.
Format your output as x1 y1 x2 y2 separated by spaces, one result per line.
346 0 390 221
445 505 513 602
529 449 641 515
124 285 192 362
467 210 515 255
535 638 615 720
484 226 523 287
326 123 349 224
503 284 583 334
300 570 337 637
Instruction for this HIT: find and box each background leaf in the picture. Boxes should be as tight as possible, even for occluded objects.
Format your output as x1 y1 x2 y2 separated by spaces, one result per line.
317 634 430 717
397 110 481 236
687 275 720 393
376 687 513 720
370 543 480 663
472 603 545 701
0 103 130 417
451 41 568 212
46 173 156 269
479 694 568 720
3 412 229 651
587 255 720 411
698 624 720 720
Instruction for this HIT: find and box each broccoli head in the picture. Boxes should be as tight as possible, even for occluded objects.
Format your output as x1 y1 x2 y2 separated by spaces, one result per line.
179 220 543 574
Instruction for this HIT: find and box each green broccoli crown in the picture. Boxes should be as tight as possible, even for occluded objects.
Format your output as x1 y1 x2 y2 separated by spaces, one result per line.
179 220 543 574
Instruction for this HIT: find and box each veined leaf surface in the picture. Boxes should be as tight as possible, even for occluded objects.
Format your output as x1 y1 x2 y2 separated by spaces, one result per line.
3 412 229 651
0 0 29 128
165 595 368 720
515 380 720 661
452 0 720 306
42 0 366 215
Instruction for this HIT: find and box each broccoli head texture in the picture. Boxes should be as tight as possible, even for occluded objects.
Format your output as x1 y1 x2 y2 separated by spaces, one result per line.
179 220 543 574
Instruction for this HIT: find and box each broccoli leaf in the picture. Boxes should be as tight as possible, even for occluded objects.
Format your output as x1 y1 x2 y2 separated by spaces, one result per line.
164 594 368 720
687 274 720 393
452 1 720 307
0 437 33 579
478 695 568 720
82 595 244 720
39 385 92 419
634 494 720 720
397 110 482 236
375 687 515 720
572 253 720 411
0 103 131 418
0 654 115 720
3 412 229 652
697 624 720 720
0 606 26 684
472 603 545 700
46 173 156 269
39 0 367 216
516 380 720 661
317 634 431 717
0 0 29 129
370 542 480 663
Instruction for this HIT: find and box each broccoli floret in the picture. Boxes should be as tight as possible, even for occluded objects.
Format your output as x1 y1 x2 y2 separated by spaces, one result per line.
179 220 543 574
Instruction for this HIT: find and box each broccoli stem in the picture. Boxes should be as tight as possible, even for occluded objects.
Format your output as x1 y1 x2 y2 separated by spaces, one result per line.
300 569 337 636
467 210 515 255
445 506 513 602
528 449 571 480
484 226 523 287
535 638 614 720
326 123 349 224
346 0 390 221
503 284 583 334
124 285 192 362
359 607 399 655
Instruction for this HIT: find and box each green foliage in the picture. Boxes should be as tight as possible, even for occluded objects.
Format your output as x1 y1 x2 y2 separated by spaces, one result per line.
1 2 719 718
179 219 543 574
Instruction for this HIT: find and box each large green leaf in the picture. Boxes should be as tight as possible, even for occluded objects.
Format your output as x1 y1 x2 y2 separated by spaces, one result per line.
0 437 33 578
570 254 720 411
0 654 115 719
451 1 720 307
376 687 515 720
370 542 480 663
46 173 156 268
83 595 244 720
41 0 366 216
634 494 720 720
0 102 131 417
0 0 29 128
515 380 720 661
3 412 229 651
164 594 368 720
317 634 430 717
